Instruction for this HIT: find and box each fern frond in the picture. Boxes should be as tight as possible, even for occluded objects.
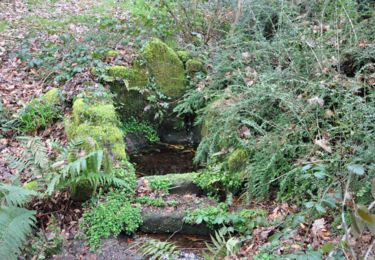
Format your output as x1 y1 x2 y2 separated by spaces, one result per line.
7 136 49 175
0 183 37 207
0 206 36 260
138 239 180 260
204 231 240 259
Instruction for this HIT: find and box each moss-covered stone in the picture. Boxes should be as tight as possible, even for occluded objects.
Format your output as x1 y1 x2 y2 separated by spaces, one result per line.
176 50 192 64
67 98 126 160
72 123 126 159
142 39 186 99
72 98 118 125
227 149 248 172
107 65 134 79
186 59 205 74
107 62 150 120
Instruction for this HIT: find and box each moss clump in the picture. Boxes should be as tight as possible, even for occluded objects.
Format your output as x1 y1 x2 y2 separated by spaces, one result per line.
72 98 118 125
42 88 62 104
142 38 186 99
106 50 120 58
107 66 134 79
72 123 126 159
227 149 248 172
67 98 126 160
176 50 192 64
186 59 205 74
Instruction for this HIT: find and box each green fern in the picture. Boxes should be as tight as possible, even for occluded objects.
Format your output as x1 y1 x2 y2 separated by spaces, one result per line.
7 136 49 175
0 183 37 207
204 231 240 259
0 206 36 260
137 239 180 260
0 180 37 260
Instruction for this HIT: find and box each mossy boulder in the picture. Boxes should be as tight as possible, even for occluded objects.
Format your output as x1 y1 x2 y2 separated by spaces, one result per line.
186 59 205 74
66 98 126 160
142 39 186 99
107 63 150 120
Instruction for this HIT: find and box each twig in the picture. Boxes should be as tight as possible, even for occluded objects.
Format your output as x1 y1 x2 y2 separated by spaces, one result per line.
341 173 357 260
364 238 375 260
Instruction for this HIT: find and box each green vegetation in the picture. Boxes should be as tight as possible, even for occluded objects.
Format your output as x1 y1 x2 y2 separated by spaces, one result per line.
0 20 9 33
184 204 267 235
81 190 143 249
18 88 62 132
121 117 159 143
0 179 37 260
136 196 177 207
66 97 126 160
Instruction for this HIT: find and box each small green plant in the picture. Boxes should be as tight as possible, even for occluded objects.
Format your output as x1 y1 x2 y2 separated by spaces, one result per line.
18 91 62 132
22 216 65 259
81 190 143 249
149 177 171 192
193 166 243 197
204 231 240 259
136 196 177 207
137 238 180 260
121 117 159 143
184 204 266 235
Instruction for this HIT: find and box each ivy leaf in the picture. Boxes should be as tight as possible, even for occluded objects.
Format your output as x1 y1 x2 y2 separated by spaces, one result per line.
347 164 365 176
196 216 203 224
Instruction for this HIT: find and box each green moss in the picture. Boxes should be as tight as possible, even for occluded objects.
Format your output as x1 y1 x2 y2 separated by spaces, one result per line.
72 98 118 125
67 98 126 160
42 88 61 105
107 65 134 79
176 50 191 64
142 38 186 99
108 63 149 120
186 59 205 74
71 123 126 160
106 50 120 58
227 149 248 172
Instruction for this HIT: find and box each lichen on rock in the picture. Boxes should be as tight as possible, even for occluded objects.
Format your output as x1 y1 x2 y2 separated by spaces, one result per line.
142 38 186 99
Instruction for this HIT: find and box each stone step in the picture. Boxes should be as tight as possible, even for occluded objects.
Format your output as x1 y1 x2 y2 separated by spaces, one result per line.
139 194 215 236
137 172 204 195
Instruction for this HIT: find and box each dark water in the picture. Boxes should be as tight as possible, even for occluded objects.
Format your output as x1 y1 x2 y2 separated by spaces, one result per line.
130 143 200 176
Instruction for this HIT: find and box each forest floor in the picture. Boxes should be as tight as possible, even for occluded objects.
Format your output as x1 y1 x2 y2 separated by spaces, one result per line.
0 0 373 259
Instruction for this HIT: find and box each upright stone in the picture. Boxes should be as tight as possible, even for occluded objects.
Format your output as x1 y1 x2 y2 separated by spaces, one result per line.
142 39 186 99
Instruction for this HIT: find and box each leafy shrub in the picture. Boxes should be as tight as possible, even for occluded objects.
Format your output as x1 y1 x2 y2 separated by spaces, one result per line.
149 177 171 192
81 190 143 249
121 117 160 143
